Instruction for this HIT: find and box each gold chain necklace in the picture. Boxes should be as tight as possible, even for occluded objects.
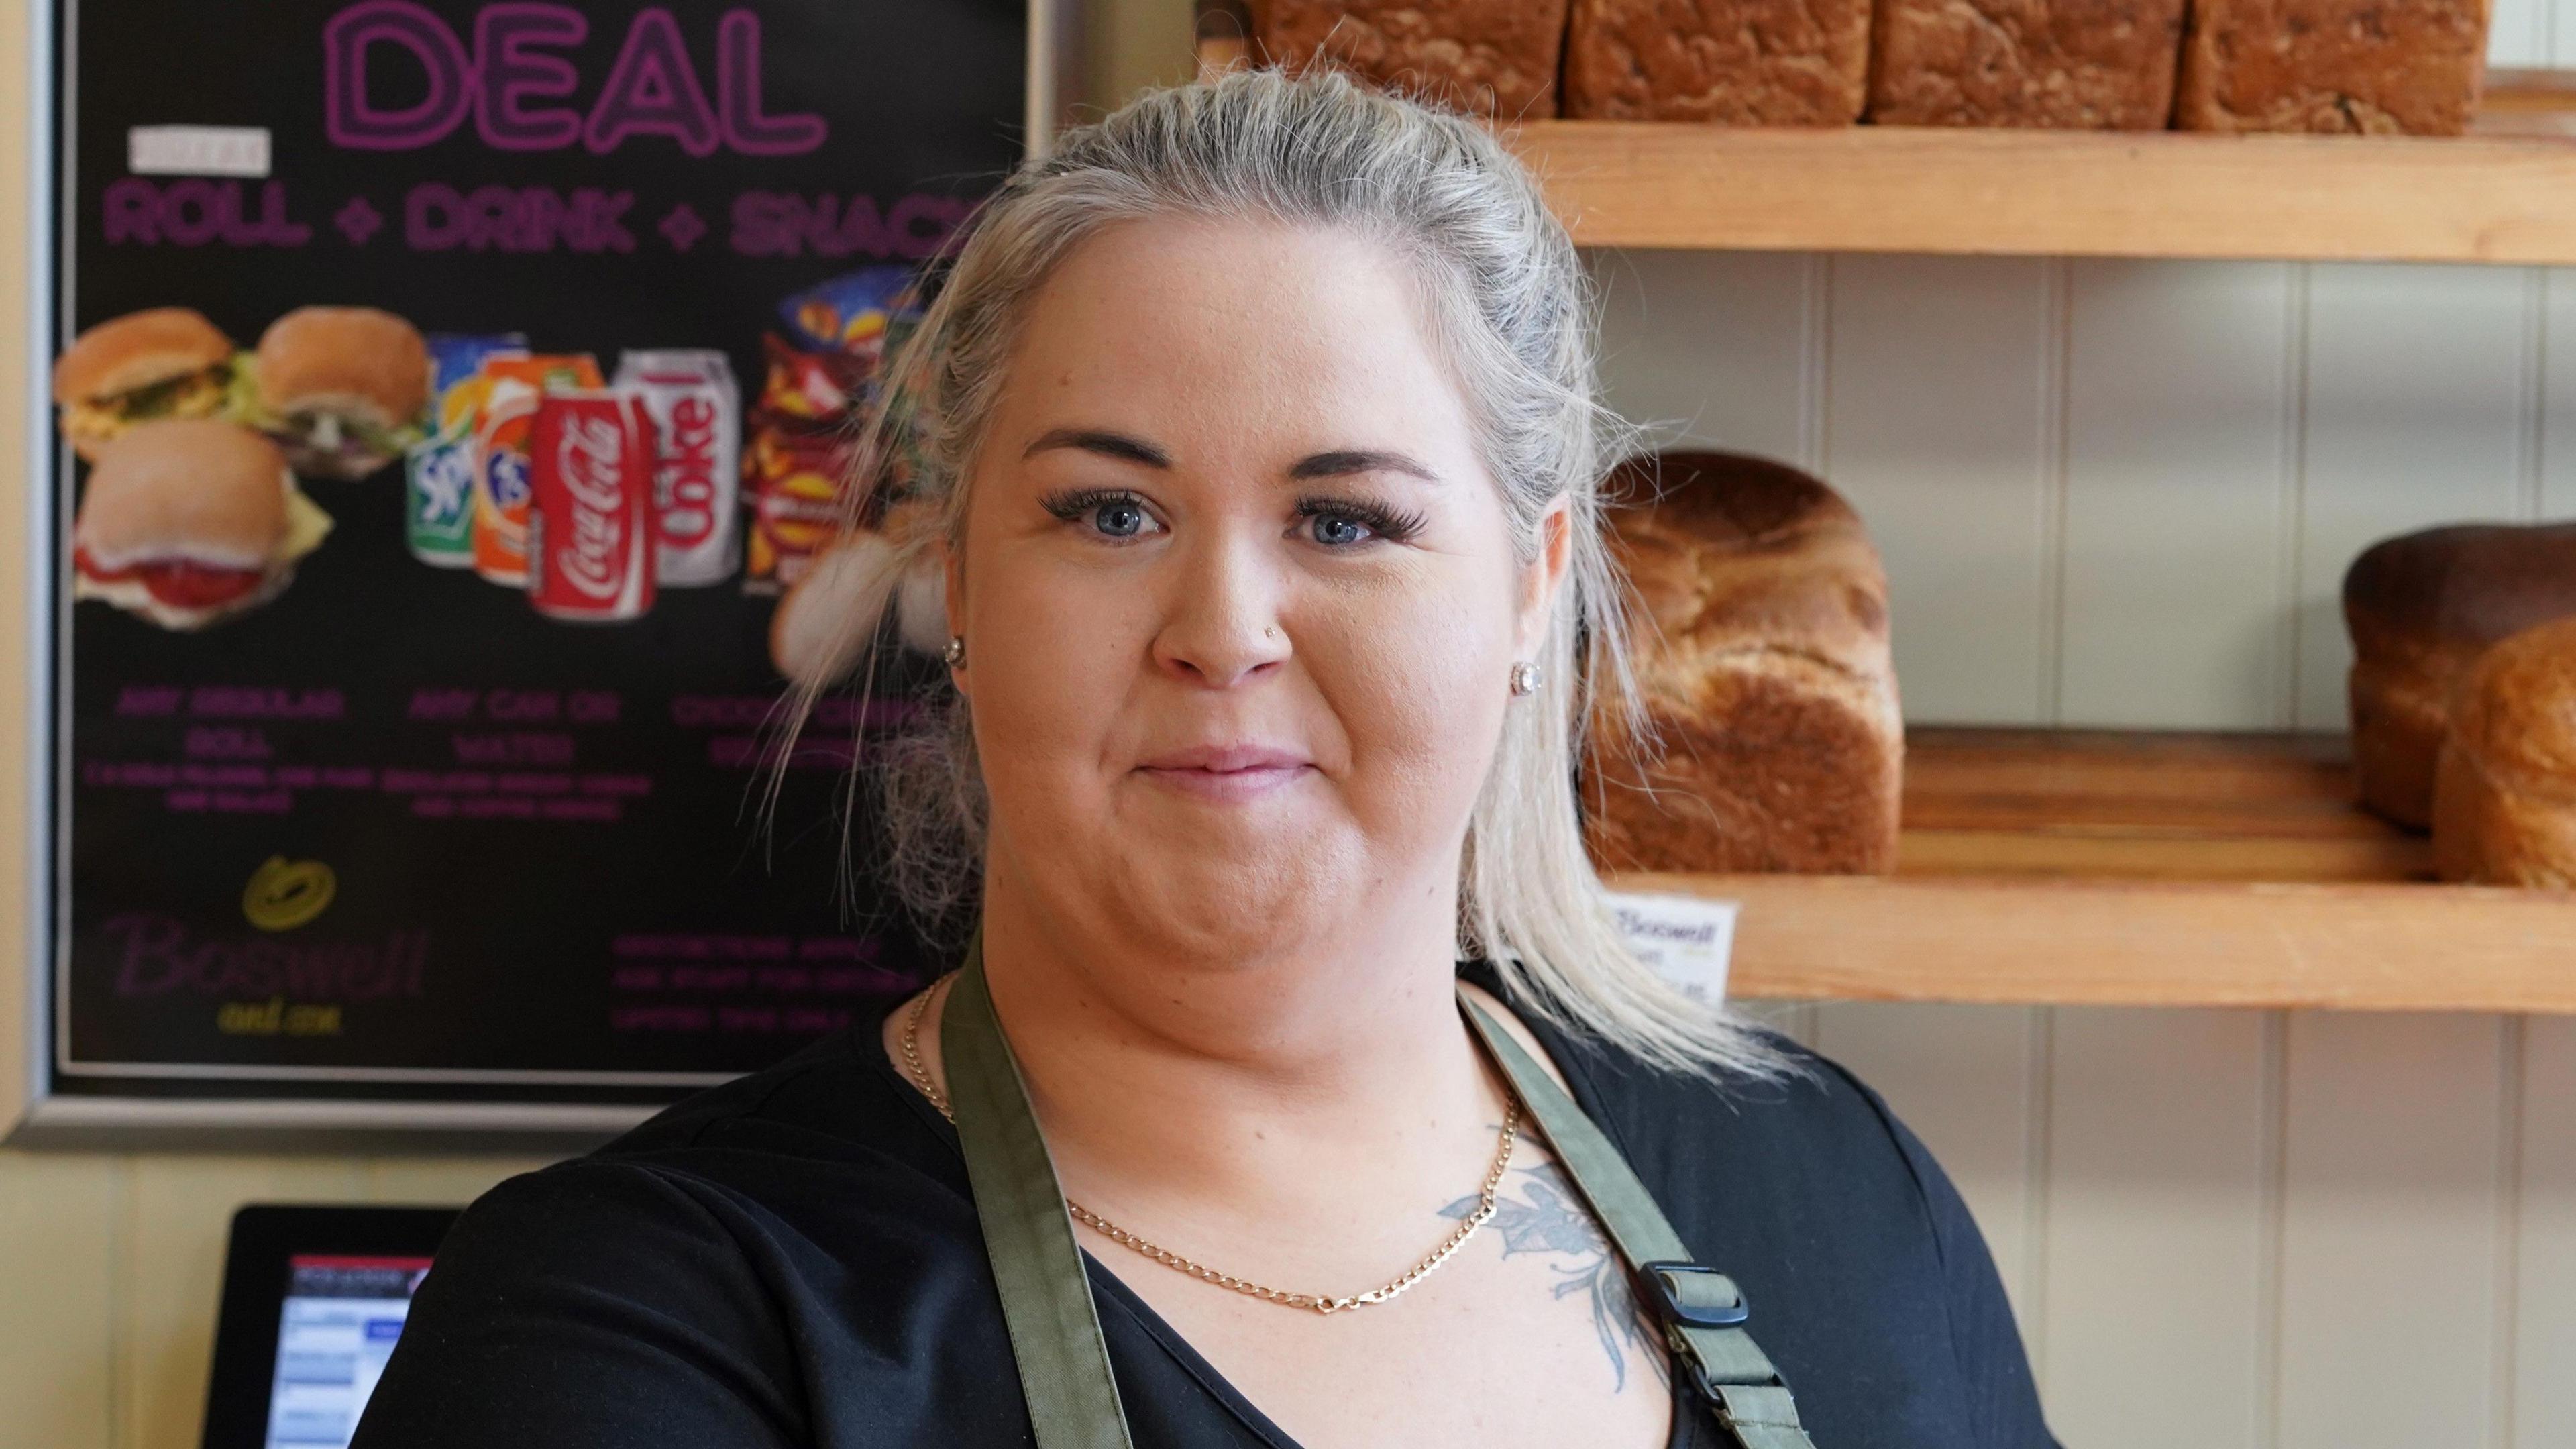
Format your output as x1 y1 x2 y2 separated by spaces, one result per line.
901 974 1521 1316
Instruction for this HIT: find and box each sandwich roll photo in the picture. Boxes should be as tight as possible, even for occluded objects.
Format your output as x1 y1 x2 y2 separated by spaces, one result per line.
71 419 334 632
253 305 431 480
50 307 241 463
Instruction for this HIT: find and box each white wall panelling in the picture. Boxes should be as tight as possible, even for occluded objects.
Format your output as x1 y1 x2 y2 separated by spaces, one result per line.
2516 1018 2576 1442
2058 260 2300 729
2544 272 2576 519
2291 263 2540 729
1625 238 2576 1445
2037 1008 2275 1447
2496 0 2553 65
1819 255 2061 724
1589 248 1823 470
2275 1013 2514 1448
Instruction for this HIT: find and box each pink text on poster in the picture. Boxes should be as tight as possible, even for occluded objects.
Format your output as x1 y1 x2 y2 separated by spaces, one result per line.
326 3 828 156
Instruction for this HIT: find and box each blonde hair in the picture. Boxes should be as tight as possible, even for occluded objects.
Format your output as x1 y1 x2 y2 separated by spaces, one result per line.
790 64 1787 1079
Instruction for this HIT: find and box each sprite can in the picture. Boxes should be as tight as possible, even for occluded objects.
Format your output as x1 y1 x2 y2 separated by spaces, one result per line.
407 333 526 566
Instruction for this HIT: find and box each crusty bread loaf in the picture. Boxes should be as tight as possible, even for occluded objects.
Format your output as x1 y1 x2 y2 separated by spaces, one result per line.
1582 452 1903 875
1562 0 1870 124
2174 0 2489 133
1867 0 2186 127
1248 0 1570 118
2343 523 2576 828
2431 617 2576 887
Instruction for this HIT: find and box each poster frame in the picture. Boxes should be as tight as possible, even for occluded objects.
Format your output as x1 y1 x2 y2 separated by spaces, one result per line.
9 0 1083 1150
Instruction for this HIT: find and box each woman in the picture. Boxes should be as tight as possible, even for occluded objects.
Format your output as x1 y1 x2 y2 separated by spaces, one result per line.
354 67 2056 1449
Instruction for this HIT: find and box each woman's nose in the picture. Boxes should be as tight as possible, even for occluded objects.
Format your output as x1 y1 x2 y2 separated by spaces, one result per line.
1149 531 1291 689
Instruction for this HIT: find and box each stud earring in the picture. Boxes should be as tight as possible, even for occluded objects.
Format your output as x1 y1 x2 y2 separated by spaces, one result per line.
1509 661 1542 696
943 636 966 667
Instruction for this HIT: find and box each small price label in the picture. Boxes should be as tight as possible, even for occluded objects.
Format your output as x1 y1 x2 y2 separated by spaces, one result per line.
128 125 272 178
1606 890 1739 1004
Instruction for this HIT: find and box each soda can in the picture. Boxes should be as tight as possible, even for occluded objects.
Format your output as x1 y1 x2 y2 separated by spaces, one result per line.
406 334 524 566
472 354 602 586
612 349 742 586
527 389 658 623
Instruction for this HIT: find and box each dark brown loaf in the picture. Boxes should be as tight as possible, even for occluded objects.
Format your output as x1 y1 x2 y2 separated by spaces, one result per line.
1562 0 1870 124
1583 452 1903 875
2174 0 2489 133
1866 0 2186 127
1248 0 1570 118
2431 617 2576 887
2343 523 2576 828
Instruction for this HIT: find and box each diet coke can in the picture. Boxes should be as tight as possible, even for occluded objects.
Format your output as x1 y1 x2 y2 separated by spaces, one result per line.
526 390 659 623
612 350 742 587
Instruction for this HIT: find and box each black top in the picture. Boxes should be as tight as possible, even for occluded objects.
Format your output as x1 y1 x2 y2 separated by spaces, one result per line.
352 967 2058 1449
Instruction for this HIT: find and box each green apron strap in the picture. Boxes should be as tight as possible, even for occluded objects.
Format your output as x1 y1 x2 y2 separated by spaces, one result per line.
1463 999 1819 1449
941 936 1817 1449
941 934 1137 1449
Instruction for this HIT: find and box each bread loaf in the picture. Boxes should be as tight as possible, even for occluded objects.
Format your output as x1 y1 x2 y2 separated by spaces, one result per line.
1562 0 1870 124
2431 617 2576 887
1583 453 1903 875
2174 0 2489 133
1248 0 1570 119
1866 0 2186 127
2343 523 2576 828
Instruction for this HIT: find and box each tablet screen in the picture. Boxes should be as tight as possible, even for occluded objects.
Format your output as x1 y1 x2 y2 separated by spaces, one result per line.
260 1254 435 1448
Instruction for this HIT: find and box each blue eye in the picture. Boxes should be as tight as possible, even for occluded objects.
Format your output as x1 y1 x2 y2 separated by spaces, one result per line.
1094 498 1148 538
1295 496 1425 547
1308 513 1371 546
1039 488 1161 541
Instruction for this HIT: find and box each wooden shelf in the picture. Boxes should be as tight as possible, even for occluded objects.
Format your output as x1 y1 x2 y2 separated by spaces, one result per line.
1197 24 2576 262
1605 728 2576 1014
1513 76 2576 264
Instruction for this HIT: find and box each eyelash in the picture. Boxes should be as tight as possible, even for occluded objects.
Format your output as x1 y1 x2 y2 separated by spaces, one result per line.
1296 495 1426 546
1036 488 1428 547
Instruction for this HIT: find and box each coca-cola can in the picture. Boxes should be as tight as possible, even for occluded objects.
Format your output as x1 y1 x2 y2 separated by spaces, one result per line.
612 350 742 587
526 390 659 623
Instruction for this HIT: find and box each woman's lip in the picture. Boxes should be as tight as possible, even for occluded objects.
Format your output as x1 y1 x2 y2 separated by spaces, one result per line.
1134 762 1314 802
1136 744 1310 771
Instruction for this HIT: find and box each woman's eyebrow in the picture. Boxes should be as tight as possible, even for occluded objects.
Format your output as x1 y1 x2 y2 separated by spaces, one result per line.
1289 449 1442 484
1019 431 1440 485
1022 428 1170 468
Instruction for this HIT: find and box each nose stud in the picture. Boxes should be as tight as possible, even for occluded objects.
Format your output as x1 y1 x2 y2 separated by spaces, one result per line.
1509 661 1542 697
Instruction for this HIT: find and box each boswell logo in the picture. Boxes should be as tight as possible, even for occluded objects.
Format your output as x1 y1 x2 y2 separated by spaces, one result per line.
242 856 337 932
104 914 427 1000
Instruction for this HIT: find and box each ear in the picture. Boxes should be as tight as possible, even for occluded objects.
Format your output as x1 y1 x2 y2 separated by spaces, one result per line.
1514 494 1574 660
939 535 968 696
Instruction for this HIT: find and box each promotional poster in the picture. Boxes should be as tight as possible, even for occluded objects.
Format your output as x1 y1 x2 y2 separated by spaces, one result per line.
40 0 1025 1113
